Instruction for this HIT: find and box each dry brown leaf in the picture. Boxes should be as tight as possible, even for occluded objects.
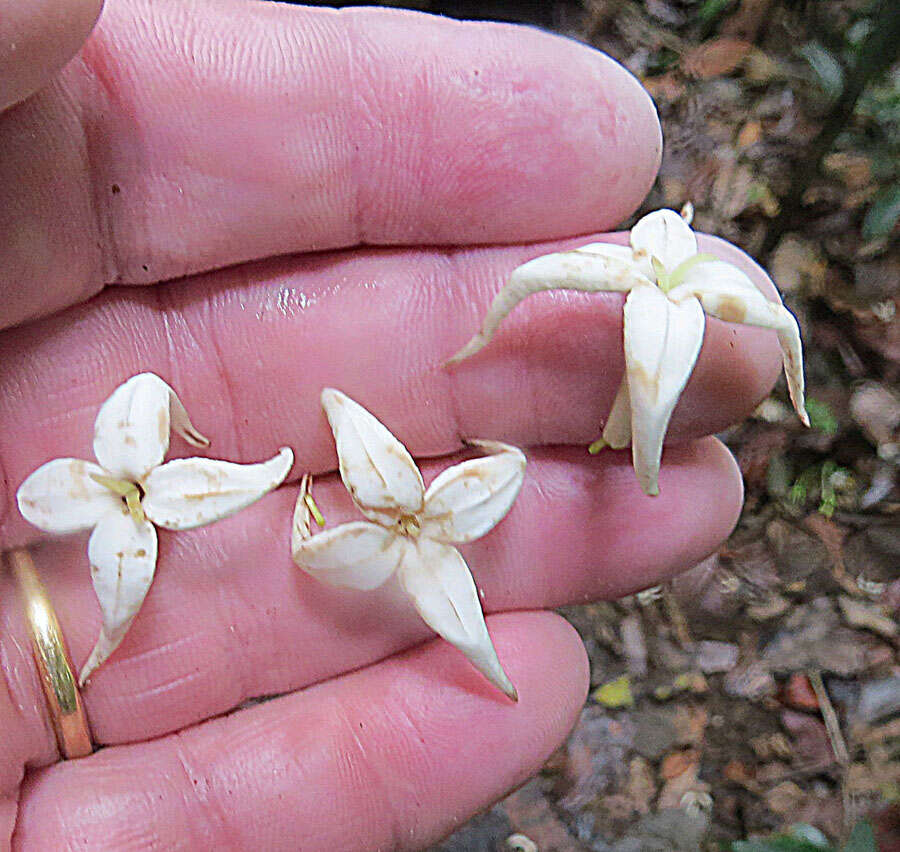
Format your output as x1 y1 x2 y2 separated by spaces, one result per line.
661 748 701 780
642 72 686 101
722 0 775 41
823 152 873 191
736 120 763 149
683 37 753 79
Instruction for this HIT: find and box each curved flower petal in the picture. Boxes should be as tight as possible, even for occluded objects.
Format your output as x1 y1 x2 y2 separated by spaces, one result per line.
142 447 293 530
669 258 760 296
447 250 653 363
93 373 209 481
670 270 809 426
321 389 424 524
624 286 706 496
292 520 408 590
399 537 516 700
16 458 121 534
577 241 654 279
421 441 526 544
630 209 697 274
601 379 632 449
80 510 158 684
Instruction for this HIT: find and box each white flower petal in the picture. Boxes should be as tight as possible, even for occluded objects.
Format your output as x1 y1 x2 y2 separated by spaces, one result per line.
601 379 632 449
671 271 809 426
577 241 654 279
399 537 516 700
93 374 163 480
447 250 653 363
421 441 525 543
630 209 697 273
16 458 121 534
624 286 706 496
669 258 760 297
292 520 408 590
93 373 210 481
80 510 158 684
142 447 293 530
321 389 424 523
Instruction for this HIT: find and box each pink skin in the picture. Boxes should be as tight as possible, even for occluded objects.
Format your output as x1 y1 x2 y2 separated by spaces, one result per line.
14 613 588 851
0 0 661 329
0 2 785 849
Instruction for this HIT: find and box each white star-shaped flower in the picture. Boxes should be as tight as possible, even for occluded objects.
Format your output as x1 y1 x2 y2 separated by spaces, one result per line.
291 389 526 700
449 207 809 496
16 373 294 683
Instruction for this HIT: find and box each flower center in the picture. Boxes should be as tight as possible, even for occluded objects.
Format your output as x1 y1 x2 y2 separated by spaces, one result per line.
654 253 718 294
91 473 146 524
397 514 421 538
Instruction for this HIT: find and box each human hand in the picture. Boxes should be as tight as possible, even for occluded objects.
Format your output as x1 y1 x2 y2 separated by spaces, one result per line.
0 1 784 848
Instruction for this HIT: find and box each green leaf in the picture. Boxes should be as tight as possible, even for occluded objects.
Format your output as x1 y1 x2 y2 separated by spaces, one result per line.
805 398 839 436
862 184 900 240
592 675 634 708
800 42 845 99
843 820 876 852
698 0 734 24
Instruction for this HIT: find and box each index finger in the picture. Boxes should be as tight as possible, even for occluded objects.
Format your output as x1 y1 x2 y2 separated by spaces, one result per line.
0 0 661 329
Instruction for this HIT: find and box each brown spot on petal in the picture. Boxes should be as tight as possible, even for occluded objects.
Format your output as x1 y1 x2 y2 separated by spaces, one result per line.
68 461 91 500
135 549 147 558
632 363 660 398
715 296 747 324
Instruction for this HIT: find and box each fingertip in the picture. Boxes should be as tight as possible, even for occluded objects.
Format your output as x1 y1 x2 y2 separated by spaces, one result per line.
701 434 744 534
666 437 743 549
0 0 104 110
344 8 663 240
493 612 590 722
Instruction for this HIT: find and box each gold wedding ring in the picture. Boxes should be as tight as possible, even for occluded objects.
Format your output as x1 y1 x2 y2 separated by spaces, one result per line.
7 548 93 759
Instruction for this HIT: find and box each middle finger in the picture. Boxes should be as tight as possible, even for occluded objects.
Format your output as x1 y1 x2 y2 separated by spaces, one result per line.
0 236 780 544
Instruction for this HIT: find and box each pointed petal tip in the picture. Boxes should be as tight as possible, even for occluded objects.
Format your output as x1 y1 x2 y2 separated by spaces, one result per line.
78 641 109 686
639 476 660 497
486 664 518 702
445 337 485 366
320 387 343 408
181 426 211 449
274 445 294 469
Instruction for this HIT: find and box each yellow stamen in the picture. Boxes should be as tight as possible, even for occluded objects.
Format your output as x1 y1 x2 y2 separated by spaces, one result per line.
90 473 145 524
651 257 671 292
397 515 421 537
90 473 134 496
588 438 607 455
668 253 718 290
124 489 146 524
303 492 326 527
